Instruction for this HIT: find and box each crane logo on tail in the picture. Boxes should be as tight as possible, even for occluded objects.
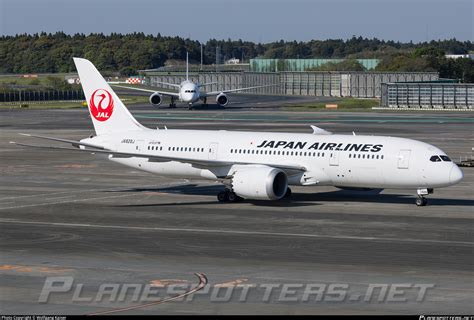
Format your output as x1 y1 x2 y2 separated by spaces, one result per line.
90 89 114 121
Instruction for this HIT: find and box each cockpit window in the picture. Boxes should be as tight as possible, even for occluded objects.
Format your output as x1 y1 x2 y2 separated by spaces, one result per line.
430 155 442 162
440 155 451 162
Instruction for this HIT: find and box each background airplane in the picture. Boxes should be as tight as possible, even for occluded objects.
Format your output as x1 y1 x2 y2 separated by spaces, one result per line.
112 53 275 109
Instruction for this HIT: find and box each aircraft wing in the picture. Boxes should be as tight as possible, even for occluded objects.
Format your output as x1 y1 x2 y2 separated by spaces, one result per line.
197 82 218 88
111 84 180 98
310 125 333 135
11 134 306 175
203 84 277 97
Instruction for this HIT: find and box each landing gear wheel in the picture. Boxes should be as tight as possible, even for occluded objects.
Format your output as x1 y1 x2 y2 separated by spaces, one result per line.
283 187 292 199
416 197 427 206
217 191 228 202
227 192 241 202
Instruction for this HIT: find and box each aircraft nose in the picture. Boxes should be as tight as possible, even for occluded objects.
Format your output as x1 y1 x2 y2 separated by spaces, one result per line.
449 164 463 184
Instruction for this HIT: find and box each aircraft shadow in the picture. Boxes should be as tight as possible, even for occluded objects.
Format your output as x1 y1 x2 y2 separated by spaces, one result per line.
110 184 472 207
292 190 474 206
112 184 221 196
112 184 316 207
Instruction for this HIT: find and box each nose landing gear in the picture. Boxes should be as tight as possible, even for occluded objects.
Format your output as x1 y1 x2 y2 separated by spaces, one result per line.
415 197 428 206
416 188 433 206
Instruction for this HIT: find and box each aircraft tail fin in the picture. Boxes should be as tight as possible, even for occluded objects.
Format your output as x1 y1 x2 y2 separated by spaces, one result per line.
73 58 146 136
186 52 189 81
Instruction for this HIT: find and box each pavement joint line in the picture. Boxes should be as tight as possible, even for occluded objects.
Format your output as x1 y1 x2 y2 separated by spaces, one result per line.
0 194 142 210
0 194 81 204
0 218 472 246
0 183 189 201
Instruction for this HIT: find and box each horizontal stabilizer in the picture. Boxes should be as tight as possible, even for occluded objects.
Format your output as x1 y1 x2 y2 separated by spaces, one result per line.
19 133 104 149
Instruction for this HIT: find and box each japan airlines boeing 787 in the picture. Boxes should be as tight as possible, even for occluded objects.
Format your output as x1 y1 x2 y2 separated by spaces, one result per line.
12 58 463 206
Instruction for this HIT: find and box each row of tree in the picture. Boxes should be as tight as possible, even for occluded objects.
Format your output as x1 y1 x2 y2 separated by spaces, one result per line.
1 32 473 82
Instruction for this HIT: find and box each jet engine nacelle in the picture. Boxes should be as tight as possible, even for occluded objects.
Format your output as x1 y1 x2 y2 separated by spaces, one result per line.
216 93 228 107
149 93 162 106
231 166 288 200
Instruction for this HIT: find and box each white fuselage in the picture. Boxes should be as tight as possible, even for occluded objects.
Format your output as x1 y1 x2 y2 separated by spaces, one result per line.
178 80 200 104
83 129 463 190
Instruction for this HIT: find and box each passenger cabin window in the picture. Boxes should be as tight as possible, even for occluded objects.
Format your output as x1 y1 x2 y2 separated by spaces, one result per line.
440 155 451 162
430 155 442 162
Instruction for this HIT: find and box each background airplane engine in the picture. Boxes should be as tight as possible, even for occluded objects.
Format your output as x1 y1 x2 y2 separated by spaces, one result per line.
149 93 163 106
231 166 288 200
216 93 229 107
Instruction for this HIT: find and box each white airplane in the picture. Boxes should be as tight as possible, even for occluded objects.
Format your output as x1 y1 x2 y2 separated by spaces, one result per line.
12 58 463 206
113 53 274 109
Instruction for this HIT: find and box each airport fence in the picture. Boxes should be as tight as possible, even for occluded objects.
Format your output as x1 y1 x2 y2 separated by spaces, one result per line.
380 83 474 109
0 89 85 103
146 71 439 98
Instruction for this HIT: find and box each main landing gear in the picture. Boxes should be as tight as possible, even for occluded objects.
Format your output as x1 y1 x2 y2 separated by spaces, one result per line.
416 188 433 206
217 188 243 203
169 97 176 108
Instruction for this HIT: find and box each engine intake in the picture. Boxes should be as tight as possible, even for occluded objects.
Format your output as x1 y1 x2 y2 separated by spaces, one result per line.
149 93 162 106
216 93 228 107
232 166 288 200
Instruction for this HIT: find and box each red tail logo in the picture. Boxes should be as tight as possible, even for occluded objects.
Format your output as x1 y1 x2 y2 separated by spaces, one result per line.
90 89 114 121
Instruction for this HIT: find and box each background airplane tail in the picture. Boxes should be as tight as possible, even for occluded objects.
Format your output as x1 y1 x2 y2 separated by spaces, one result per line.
186 52 189 81
73 57 146 136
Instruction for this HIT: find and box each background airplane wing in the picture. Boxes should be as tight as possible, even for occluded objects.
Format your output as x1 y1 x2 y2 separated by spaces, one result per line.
203 84 278 97
111 84 180 98
11 135 306 176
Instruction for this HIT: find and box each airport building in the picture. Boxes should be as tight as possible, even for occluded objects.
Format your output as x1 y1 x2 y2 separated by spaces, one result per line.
381 82 474 109
146 71 438 98
146 69 472 109
249 58 380 72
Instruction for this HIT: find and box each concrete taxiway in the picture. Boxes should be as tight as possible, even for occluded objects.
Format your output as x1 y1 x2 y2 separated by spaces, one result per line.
0 102 473 314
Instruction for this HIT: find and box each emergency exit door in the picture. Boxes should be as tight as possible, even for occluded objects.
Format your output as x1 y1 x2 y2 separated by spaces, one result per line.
329 151 339 166
208 143 219 160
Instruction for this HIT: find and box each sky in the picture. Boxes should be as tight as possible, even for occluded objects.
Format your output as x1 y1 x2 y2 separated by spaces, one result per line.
0 0 472 43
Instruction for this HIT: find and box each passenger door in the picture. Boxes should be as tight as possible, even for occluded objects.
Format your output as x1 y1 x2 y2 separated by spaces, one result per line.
398 149 411 169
